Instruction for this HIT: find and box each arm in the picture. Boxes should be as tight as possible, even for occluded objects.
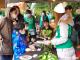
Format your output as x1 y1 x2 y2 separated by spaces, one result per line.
13 36 22 55
51 23 68 45
0 18 5 40
13 36 19 50
24 14 28 23
61 14 73 24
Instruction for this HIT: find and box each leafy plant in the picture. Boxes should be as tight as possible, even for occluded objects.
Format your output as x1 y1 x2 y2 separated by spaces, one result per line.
38 44 58 60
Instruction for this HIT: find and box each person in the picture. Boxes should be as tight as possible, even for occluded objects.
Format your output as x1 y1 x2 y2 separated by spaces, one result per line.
41 20 53 40
47 11 52 22
0 6 18 60
24 10 36 44
60 5 75 45
39 10 49 28
60 5 74 26
74 8 80 45
12 22 28 60
74 8 80 60
12 6 24 23
46 3 76 60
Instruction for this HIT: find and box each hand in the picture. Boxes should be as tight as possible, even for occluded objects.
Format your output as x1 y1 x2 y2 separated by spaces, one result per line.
29 44 36 50
13 21 17 25
43 40 51 45
49 21 57 30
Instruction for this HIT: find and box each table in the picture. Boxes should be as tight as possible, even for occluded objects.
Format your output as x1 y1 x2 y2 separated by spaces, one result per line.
25 51 42 60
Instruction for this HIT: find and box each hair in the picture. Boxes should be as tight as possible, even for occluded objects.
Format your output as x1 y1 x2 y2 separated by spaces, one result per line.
9 6 17 17
16 22 25 30
12 6 20 14
42 10 46 16
26 10 32 14
65 5 72 10
12 6 24 23
43 20 49 23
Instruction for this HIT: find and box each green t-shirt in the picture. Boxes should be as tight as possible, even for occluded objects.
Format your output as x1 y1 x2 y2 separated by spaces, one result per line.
24 14 36 31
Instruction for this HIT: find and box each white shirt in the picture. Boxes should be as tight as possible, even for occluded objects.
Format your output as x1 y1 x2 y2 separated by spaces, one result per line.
51 22 68 45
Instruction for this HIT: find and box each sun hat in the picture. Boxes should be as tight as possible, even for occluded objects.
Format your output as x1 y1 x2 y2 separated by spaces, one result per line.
54 3 65 13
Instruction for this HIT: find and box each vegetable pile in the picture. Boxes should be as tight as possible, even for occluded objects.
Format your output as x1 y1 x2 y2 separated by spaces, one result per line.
38 45 58 60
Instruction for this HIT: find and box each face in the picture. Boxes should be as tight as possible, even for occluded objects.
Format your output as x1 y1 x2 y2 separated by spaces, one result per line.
13 21 17 25
20 28 26 34
54 12 62 24
43 22 48 27
66 9 72 14
25 24 28 30
16 8 20 16
10 10 17 19
49 20 57 29
42 12 45 16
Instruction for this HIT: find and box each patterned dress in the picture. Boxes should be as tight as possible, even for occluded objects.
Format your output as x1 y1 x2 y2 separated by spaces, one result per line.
12 30 27 60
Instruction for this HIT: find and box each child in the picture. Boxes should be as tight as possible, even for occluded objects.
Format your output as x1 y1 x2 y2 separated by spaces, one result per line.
41 20 53 40
12 22 28 60
24 10 36 44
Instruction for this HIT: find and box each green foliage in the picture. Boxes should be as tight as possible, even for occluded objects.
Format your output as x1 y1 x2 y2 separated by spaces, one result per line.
38 52 58 60
30 2 80 20
34 2 80 14
68 2 80 15
34 3 56 20
38 44 58 60
34 3 50 16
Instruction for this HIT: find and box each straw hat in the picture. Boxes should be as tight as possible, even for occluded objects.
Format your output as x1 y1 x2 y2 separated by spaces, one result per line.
62 2 68 8
54 3 65 13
